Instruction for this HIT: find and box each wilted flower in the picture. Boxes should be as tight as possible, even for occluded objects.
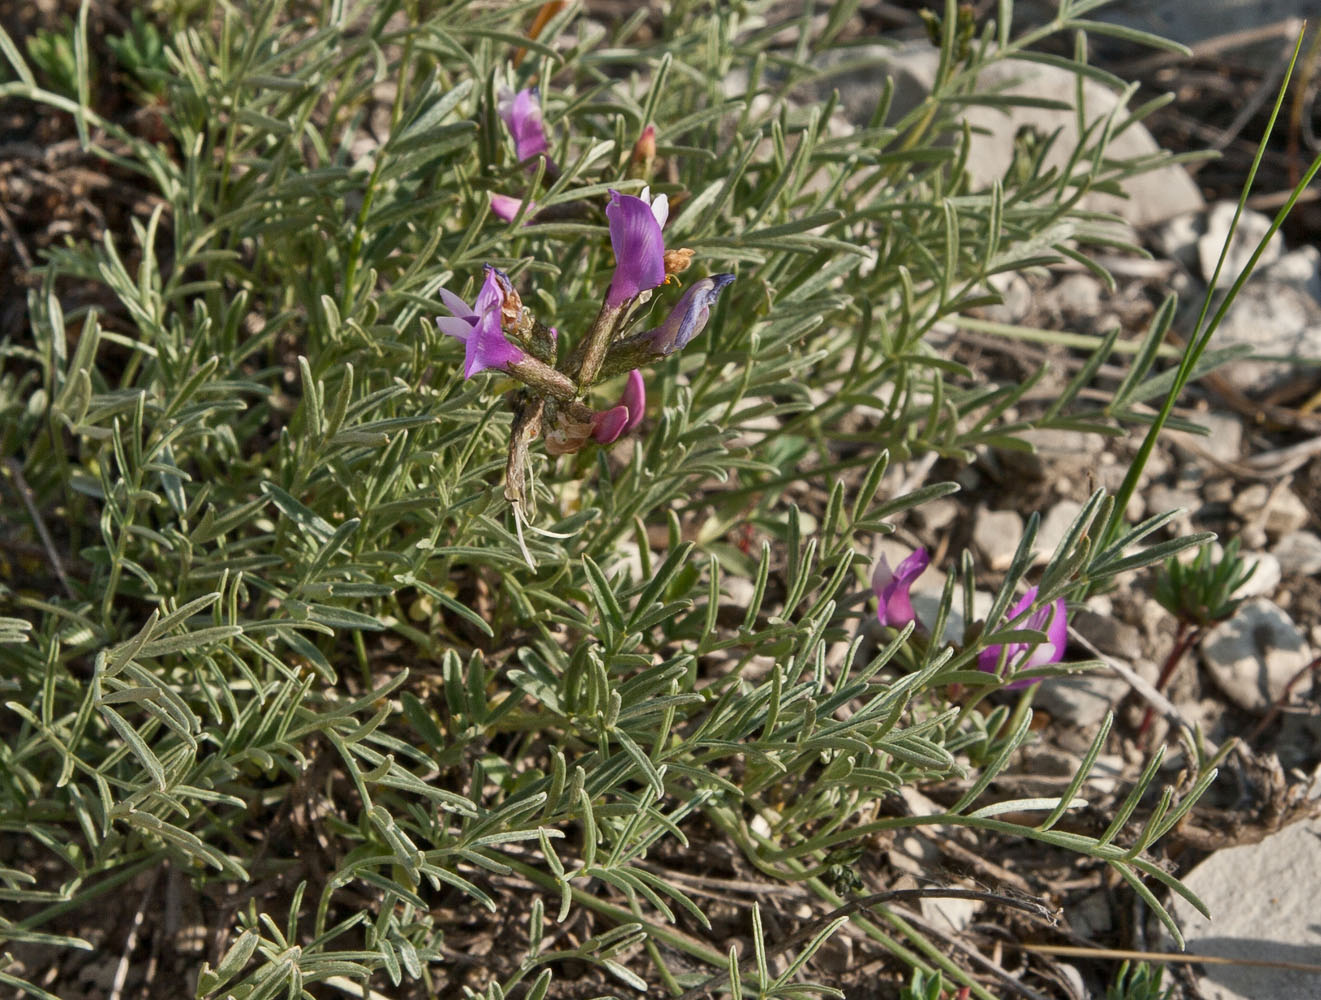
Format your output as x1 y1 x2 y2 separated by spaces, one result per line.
436 267 525 379
872 548 929 629
498 87 551 164
605 188 668 308
542 371 647 455
591 369 645 444
642 274 735 355
978 586 1068 688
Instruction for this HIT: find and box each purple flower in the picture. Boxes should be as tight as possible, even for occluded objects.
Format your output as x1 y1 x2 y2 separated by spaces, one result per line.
491 193 536 222
498 87 551 164
872 548 929 629
642 274 735 355
435 268 525 379
978 587 1068 688
591 369 646 444
605 188 668 308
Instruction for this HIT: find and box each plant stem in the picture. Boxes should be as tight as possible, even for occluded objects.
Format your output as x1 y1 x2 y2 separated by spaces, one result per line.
1138 621 1201 737
1247 652 1321 744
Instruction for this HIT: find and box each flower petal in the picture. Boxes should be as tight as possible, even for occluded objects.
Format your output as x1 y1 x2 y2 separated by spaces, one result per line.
438 286 474 320
435 315 474 341
620 369 646 434
491 193 535 222
872 547 928 629
465 313 524 378
643 273 735 355
606 190 667 308
977 587 1068 686
649 192 668 228
499 87 550 162
590 405 631 444
871 554 895 596
458 269 524 379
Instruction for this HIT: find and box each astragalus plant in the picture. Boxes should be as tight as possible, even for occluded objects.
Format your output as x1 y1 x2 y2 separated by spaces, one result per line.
0 1 1239 996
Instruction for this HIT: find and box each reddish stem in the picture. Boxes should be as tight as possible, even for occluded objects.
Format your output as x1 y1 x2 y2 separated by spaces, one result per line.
1138 620 1202 737
1247 652 1321 744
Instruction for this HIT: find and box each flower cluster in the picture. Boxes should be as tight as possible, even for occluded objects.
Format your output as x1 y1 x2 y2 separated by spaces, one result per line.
435 87 735 504
871 546 1070 688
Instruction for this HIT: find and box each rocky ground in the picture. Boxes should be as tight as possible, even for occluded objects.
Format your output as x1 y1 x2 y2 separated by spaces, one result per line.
851 5 1321 997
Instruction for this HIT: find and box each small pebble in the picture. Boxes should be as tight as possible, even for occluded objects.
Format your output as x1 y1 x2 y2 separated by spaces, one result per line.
1265 487 1311 539
1273 531 1321 576
1234 552 1281 598
1241 524 1268 550
1200 598 1313 713
973 507 1024 571
1230 483 1270 518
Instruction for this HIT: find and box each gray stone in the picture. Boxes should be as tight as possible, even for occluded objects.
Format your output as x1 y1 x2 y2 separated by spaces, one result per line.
1145 484 1201 522
1031 671 1129 730
1171 411 1244 466
1175 461 1205 491
1151 210 1204 270
1168 816 1321 1000
1241 523 1269 552
1034 499 1086 566
1231 482 1271 519
822 45 1202 229
911 586 995 647
1198 201 1284 289
974 507 1025 571
1262 244 1321 300
1206 280 1321 394
1047 273 1104 320
1068 891 1114 941
999 427 1105 480
1265 487 1311 539
920 893 978 934
1071 607 1143 660
1200 598 1313 712
914 497 959 533
983 272 1033 324
1273 531 1321 576
1233 552 1282 599
722 574 758 611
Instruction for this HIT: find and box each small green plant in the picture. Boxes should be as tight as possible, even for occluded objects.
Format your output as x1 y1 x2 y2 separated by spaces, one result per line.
1141 537 1257 734
106 10 168 99
1154 537 1256 628
1106 960 1174 1000
25 20 79 100
900 967 948 1000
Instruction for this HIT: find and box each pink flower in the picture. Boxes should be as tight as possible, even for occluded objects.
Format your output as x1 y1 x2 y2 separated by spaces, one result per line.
605 188 668 309
435 267 525 379
591 370 646 444
498 87 551 164
978 587 1068 688
490 193 536 222
872 548 929 629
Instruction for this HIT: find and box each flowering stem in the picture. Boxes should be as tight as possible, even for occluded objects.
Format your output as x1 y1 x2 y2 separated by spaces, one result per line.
565 300 625 391
507 355 578 402
596 331 663 381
